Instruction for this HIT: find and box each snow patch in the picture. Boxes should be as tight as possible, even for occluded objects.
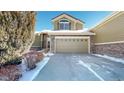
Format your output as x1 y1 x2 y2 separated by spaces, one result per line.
73 56 77 58
106 71 111 74
78 60 104 81
41 28 89 32
20 58 27 74
86 56 91 59
43 52 54 57
47 53 54 56
93 54 124 64
19 57 50 81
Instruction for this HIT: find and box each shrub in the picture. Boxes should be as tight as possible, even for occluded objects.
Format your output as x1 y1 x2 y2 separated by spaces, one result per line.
0 11 36 65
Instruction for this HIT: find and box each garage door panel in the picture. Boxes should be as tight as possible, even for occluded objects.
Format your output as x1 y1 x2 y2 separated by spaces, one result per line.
56 38 88 53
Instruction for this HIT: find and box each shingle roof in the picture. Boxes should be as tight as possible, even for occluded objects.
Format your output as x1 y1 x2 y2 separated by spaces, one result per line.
52 13 85 23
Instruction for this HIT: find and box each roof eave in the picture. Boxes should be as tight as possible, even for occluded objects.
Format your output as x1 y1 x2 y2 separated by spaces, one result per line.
47 31 95 36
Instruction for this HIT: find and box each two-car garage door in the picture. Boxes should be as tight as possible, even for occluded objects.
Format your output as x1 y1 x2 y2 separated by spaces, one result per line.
55 37 89 53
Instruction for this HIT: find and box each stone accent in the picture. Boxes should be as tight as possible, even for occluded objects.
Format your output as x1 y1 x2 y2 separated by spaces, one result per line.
93 43 124 58
90 36 95 53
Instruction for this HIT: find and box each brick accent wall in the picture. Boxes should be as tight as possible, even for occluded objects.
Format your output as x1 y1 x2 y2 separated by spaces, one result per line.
93 43 124 58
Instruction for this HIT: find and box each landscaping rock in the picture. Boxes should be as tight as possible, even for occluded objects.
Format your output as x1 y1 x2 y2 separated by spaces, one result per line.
22 51 44 70
24 55 37 70
0 65 22 81
36 51 44 62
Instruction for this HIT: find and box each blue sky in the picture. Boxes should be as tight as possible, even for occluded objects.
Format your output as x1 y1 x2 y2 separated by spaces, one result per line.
35 11 112 32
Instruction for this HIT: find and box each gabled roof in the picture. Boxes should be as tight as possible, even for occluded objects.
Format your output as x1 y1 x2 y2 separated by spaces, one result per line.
52 13 85 23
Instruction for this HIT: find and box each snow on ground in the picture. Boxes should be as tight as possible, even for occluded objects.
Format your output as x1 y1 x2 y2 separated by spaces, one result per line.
78 60 104 81
19 57 50 81
19 52 54 81
93 54 124 64
43 52 54 57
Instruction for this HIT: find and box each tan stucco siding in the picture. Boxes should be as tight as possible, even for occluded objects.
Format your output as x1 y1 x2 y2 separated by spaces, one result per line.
50 36 55 52
53 21 59 30
32 34 42 47
70 21 75 30
76 22 83 30
92 13 124 43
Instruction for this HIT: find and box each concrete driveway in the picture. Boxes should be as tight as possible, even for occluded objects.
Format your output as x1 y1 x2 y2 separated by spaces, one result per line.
34 54 124 81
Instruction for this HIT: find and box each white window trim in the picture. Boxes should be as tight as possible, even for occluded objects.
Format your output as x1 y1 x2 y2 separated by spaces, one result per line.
59 19 70 30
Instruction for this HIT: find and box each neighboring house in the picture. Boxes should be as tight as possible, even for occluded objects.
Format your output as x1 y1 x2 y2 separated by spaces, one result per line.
90 11 124 57
32 12 124 58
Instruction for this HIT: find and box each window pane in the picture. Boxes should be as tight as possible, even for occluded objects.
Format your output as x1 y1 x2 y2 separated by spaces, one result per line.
60 23 69 30
60 23 64 30
65 23 69 30
59 19 70 30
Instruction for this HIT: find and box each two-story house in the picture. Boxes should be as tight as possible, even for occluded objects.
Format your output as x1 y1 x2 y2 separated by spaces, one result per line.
32 13 95 53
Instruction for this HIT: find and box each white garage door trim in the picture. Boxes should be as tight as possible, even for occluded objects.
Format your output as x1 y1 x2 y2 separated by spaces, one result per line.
54 36 90 53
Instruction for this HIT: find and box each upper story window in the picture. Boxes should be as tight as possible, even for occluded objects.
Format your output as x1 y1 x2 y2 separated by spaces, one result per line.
59 19 70 30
